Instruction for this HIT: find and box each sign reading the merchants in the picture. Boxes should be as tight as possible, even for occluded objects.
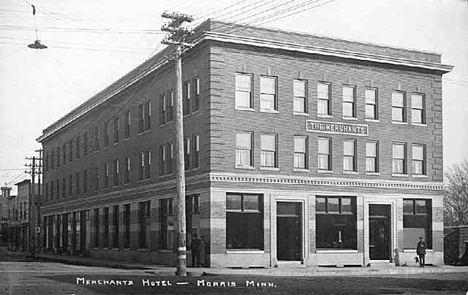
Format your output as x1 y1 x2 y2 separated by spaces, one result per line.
306 120 369 136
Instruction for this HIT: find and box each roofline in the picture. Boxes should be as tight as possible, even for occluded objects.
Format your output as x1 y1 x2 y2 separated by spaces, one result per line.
15 179 30 186
37 21 453 143
202 31 453 73
210 18 444 56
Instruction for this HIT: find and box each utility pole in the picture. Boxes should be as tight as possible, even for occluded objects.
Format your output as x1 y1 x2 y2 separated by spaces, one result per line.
161 11 194 277
25 151 42 257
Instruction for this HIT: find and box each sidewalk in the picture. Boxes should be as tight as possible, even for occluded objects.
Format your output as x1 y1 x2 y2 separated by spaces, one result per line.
2 250 468 277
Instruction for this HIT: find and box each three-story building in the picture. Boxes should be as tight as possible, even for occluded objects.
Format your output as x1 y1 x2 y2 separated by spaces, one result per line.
38 19 452 267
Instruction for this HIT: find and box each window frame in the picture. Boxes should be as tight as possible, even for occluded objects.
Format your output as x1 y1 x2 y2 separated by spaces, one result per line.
411 93 425 124
392 91 406 123
342 85 356 118
392 143 407 174
260 133 278 168
412 144 426 175
260 76 278 112
293 79 308 114
318 137 332 171
235 73 253 109
293 135 308 170
343 139 357 172
365 141 379 173
317 82 331 116
365 88 378 120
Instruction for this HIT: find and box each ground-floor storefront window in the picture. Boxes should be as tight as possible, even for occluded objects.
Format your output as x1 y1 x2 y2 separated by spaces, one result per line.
315 196 357 249
226 193 264 250
403 199 432 249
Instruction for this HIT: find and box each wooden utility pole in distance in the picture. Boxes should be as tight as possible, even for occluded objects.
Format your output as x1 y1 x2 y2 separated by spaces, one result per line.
25 156 37 257
161 11 194 277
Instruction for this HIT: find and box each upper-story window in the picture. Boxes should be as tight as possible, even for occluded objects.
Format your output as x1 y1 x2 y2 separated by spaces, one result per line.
114 117 119 143
83 170 88 193
124 111 131 139
167 142 174 174
184 137 191 171
83 132 88 156
113 159 120 186
317 82 331 116
51 150 55 169
62 143 67 164
76 136 80 159
392 91 406 122
94 167 99 191
318 137 331 171
159 93 166 125
124 156 130 184
294 135 308 169
139 101 151 133
167 90 174 122
343 140 356 172
392 143 407 174
235 132 253 168
235 73 253 109
159 145 166 176
411 94 425 124
94 126 99 151
412 144 426 175
69 139 73 162
260 134 277 168
183 81 191 116
342 86 356 118
104 164 109 188
193 77 200 112
365 88 378 120
56 147 60 167
75 172 80 195
260 76 277 112
103 121 109 147
193 134 200 169
366 141 379 173
293 79 307 114
139 150 151 180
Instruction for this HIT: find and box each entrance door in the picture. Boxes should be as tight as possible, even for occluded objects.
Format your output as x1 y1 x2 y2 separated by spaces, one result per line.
369 204 391 260
277 202 302 261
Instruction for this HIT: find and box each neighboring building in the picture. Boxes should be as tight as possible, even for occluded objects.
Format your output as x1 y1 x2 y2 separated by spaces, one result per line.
444 226 468 265
16 180 31 251
37 20 452 267
1 186 18 250
0 189 9 247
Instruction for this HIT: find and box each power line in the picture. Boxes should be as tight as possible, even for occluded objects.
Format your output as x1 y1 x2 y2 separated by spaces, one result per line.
0 24 165 35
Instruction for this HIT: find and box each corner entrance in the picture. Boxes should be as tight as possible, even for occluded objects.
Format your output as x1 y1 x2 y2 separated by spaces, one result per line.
277 202 302 261
369 204 391 260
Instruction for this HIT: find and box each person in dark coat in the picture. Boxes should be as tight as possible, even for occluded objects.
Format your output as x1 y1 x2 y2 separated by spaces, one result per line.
416 236 427 267
191 233 201 267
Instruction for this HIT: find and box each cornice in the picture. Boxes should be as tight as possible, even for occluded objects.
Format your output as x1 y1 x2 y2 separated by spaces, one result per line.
201 32 453 74
209 172 444 191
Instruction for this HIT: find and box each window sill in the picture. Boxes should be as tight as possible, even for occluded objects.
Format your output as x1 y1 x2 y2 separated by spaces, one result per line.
260 167 279 171
365 119 380 123
342 117 358 121
158 249 173 253
137 248 150 252
317 170 333 174
403 249 433 253
316 250 358 254
293 112 309 117
365 172 380 176
343 171 358 175
226 250 265 254
392 174 409 177
411 123 427 127
391 121 408 125
260 109 279 114
293 168 309 173
317 114 332 119
412 174 428 178
235 165 255 170
191 110 200 116
235 107 255 112
113 142 119 146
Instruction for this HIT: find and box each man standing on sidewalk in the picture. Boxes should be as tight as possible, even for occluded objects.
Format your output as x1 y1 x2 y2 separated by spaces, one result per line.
416 237 427 267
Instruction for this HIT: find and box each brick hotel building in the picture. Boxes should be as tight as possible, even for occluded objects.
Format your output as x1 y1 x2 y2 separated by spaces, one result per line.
37 20 453 267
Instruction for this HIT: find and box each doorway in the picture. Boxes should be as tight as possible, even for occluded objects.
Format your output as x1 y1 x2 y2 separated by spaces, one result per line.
277 202 302 261
369 204 391 260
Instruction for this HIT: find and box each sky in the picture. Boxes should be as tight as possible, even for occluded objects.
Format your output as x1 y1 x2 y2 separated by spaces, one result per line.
1 0 467 194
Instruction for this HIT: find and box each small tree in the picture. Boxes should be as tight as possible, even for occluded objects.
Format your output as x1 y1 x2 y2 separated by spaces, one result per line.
444 160 468 226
